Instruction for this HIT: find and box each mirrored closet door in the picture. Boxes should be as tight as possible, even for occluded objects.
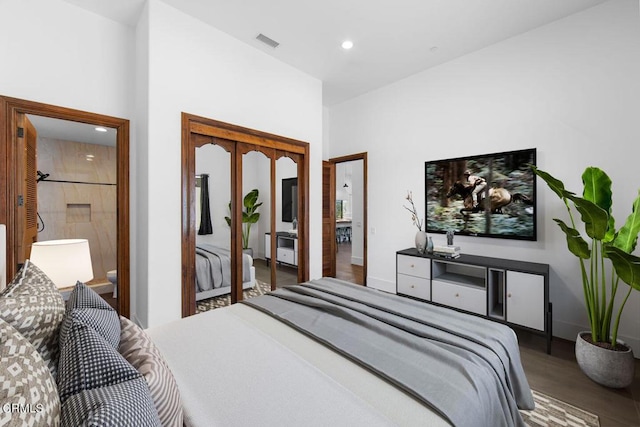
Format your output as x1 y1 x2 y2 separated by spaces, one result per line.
181 114 309 317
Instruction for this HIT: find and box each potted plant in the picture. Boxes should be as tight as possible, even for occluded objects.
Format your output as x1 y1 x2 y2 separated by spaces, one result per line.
225 189 262 257
533 165 640 388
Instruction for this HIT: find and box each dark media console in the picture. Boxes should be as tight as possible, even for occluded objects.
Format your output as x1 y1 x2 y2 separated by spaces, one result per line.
396 248 552 353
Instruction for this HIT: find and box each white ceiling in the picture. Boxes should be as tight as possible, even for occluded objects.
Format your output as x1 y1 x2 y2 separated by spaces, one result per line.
27 115 117 147
62 0 607 106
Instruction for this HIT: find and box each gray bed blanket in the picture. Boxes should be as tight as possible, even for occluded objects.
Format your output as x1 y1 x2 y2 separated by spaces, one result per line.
195 244 251 292
244 278 534 427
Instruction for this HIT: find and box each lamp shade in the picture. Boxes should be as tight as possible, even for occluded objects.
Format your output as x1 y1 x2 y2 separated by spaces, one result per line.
29 239 94 289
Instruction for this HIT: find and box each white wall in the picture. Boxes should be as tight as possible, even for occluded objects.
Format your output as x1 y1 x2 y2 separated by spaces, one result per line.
139 0 322 327
0 0 134 116
327 1 640 352
0 0 138 317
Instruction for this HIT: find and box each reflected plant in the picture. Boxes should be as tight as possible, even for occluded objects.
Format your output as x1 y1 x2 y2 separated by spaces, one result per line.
224 189 262 249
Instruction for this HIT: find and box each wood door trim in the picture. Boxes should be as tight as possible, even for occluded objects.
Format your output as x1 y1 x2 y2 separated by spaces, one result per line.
181 113 310 316
328 152 368 286
0 95 131 317
187 116 307 154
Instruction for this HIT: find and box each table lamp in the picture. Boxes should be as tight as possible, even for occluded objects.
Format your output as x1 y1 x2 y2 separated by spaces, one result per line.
29 239 94 289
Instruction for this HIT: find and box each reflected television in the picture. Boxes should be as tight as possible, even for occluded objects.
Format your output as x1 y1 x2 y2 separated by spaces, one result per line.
425 148 537 241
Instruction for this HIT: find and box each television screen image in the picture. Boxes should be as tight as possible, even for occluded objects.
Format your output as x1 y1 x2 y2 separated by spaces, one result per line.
425 148 536 241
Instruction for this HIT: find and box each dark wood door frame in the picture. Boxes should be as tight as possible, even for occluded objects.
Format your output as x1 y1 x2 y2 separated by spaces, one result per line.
0 95 131 317
327 152 368 285
181 113 310 317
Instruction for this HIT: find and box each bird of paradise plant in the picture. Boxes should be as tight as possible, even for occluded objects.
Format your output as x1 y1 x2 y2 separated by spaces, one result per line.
532 165 640 348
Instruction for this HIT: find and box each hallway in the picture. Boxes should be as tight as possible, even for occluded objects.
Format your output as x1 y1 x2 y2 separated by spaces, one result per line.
336 242 364 285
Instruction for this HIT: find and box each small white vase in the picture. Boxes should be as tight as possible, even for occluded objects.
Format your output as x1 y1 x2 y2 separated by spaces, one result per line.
415 231 427 253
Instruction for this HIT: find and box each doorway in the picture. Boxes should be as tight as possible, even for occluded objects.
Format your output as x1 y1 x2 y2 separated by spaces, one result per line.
0 95 131 317
323 153 367 286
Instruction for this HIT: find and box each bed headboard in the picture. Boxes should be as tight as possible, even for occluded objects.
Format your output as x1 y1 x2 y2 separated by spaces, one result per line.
0 224 6 291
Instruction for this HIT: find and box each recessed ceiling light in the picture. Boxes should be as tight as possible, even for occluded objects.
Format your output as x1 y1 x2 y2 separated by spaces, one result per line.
95 127 107 132
341 40 354 50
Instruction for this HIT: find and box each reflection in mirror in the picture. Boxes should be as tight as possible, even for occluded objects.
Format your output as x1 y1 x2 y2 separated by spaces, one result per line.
242 150 270 300
270 156 298 289
25 114 118 308
193 143 236 313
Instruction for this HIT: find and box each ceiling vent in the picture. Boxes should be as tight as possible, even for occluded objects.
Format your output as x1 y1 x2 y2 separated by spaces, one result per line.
256 33 280 49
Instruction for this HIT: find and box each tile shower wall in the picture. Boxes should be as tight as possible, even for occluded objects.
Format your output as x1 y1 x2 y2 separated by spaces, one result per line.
37 137 116 283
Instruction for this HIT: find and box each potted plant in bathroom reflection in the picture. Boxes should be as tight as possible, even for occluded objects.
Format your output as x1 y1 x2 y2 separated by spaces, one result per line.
532 165 640 388
225 189 262 256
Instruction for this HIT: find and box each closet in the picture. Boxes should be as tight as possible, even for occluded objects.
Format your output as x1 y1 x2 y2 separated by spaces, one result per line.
180 114 309 317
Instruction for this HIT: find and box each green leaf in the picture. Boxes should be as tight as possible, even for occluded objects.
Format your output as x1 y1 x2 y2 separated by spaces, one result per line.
554 219 590 259
613 191 640 254
582 167 615 242
582 167 612 212
244 189 259 210
606 246 640 292
566 194 609 240
224 216 231 227
531 165 570 201
243 212 260 224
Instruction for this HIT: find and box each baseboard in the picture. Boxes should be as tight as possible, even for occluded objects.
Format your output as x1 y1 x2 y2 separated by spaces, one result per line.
553 319 640 358
350 256 364 266
132 314 146 329
366 276 395 294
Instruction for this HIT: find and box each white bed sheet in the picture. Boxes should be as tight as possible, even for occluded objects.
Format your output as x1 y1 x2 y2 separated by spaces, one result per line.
146 304 446 427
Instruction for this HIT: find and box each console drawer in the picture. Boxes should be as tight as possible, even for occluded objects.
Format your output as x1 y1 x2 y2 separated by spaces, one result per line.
397 274 430 301
432 280 486 316
277 248 295 265
397 255 431 278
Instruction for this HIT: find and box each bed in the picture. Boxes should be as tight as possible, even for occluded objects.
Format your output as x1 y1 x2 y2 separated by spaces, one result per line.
147 277 534 427
194 243 255 301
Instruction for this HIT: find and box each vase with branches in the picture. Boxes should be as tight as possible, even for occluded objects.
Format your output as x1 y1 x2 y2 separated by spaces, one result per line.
405 191 428 253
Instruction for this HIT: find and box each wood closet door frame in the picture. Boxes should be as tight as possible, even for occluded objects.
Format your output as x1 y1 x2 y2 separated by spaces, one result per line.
181 113 310 317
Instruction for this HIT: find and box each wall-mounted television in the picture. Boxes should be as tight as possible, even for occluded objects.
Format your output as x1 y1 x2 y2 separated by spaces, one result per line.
282 177 298 223
425 148 536 241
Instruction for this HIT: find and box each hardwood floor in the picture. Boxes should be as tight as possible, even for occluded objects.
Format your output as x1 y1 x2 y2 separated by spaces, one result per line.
254 258 298 287
255 258 640 424
518 330 640 426
336 242 364 285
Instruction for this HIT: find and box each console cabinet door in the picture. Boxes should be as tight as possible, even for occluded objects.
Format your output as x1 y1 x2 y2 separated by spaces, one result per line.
506 271 544 331
265 234 271 260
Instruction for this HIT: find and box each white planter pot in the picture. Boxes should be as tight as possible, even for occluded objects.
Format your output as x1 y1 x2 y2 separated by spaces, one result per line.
575 331 635 388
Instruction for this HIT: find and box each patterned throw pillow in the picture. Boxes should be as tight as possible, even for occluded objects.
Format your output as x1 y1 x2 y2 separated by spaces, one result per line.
119 316 183 427
0 318 61 427
57 315 161 426
0 260 65 377
58 282 120 350
61 377 161 427
57 319 139 403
